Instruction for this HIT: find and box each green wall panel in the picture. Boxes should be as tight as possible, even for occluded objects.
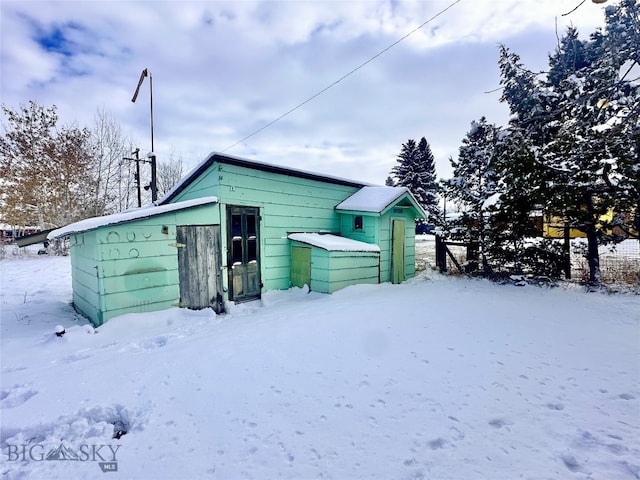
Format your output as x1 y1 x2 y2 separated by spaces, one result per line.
100 268 179 295
72 292 102 326
290 240 380 294
170 169 220 202
102 285 179 315
102 299 178 323
98 253 178 278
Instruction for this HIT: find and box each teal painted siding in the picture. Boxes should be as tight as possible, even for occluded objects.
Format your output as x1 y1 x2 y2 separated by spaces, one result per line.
68 204 219 326
405 224 417 278
172 162 361 295
69 232 102 325
291 241 380 294
339 214 378 245
340 207 416 283
167 168 221 201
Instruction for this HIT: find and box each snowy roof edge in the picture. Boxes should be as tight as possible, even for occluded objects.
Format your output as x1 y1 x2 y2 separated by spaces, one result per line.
335 186 427 218
48 197 219 239
288 233 381 252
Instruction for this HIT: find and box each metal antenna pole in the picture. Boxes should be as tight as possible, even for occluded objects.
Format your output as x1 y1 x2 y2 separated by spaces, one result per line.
132 68 157 204
149 73 157 202
134 149 142 207
149 72 154 154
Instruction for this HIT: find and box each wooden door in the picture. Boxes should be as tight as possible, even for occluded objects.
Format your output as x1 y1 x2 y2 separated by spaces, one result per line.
176 225 224 313
391 219 405 284
227 206 261 302
291 246 312 289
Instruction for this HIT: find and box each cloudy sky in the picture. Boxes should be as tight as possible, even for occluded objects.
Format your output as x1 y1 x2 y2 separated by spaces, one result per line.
1 0 611 185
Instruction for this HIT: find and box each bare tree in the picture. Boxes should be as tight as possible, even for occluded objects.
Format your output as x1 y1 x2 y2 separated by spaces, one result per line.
49 123 97 226
91 108 137 214
156 153 184 199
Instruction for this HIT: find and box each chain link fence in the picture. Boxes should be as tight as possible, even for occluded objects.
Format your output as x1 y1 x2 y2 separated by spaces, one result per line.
571 239 640 285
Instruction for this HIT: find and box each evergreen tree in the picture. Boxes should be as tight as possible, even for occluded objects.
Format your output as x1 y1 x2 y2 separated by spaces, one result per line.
491 131 566 277
415 137 440 222
390 137 440 223
597 0 640 239
444 118 501 273
497 0 640 285
548 26 589 88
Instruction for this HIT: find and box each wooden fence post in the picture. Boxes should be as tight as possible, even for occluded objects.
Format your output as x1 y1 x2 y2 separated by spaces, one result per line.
435 235 447 273
563 225 572 279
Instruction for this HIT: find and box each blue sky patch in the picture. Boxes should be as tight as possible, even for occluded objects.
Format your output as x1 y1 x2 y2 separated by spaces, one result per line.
34 21 86 57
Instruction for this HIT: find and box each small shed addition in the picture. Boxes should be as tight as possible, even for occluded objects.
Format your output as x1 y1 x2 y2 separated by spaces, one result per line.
50 197 220 326
335 186 425 284
288 233 381 293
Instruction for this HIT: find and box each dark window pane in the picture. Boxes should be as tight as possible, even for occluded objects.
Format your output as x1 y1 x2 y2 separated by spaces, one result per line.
231 214 242 236
247 238 257 262
232 238 243 264
354 215 363 230
247 214 256 237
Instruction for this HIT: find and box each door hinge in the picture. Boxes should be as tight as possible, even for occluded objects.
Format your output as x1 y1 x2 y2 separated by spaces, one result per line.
169 242 186 248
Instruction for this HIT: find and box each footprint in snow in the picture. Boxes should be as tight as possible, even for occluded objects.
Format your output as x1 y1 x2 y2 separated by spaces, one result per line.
428 438 446 450
142 335 169 350
0 384 38 408
561 454 582 473
2 366 27 374
488 418 513 429
60 351 93 364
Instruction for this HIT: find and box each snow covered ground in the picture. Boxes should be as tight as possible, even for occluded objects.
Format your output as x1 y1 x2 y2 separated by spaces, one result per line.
1 252 639 479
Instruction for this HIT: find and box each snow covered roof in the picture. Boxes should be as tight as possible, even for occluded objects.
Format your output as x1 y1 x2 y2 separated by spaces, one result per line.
48 197 218 239
288 233 380 252
159 152 370 204
335 186 427 218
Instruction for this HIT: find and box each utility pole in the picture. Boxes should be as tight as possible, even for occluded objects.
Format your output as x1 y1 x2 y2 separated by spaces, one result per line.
148 152 157 202
123 148 143 207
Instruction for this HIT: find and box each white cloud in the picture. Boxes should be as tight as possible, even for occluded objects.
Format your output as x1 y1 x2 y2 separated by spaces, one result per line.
0 0 610 187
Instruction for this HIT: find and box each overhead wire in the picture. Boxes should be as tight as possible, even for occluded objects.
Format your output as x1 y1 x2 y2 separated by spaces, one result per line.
222 0 465 152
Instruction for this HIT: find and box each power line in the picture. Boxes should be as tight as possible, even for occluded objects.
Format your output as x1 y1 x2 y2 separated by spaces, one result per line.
222 0 465 152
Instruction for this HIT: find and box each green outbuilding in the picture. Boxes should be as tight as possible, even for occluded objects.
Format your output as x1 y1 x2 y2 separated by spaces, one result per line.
49 153 426 326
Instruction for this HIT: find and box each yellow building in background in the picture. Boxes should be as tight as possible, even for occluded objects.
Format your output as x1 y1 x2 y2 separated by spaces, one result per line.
543 210 637 239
